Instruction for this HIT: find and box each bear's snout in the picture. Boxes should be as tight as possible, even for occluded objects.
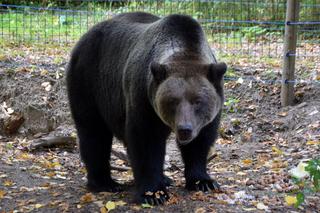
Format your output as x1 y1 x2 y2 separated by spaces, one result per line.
177 124 193 144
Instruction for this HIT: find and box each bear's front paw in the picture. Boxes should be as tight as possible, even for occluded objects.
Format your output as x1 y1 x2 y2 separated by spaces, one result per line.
186 179 221 192
138 189 170 205
163 175 173 187
87 179 124 193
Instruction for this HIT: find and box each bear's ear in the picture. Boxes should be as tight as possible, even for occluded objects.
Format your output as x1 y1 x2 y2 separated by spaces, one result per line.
207 62 227 82
150 62 168 83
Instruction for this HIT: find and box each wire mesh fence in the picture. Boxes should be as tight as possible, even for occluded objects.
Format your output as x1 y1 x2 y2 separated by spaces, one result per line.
0 0 319 59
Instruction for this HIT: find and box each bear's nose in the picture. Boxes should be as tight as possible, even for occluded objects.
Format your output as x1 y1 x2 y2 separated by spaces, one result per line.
177 124 193 141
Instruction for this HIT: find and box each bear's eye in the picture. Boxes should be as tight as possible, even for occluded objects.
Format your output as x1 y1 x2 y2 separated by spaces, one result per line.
165 97 180 106
192 98 203 106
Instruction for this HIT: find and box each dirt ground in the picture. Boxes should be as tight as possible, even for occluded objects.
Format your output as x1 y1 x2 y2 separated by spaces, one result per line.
0 42 319 212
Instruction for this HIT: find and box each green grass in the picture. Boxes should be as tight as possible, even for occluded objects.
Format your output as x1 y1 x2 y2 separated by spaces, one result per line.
1 0 319 63
0 10 106 43
0 1 290 44
0 1 203 43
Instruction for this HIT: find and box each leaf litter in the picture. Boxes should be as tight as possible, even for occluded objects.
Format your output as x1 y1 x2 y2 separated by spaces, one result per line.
0 42 319 212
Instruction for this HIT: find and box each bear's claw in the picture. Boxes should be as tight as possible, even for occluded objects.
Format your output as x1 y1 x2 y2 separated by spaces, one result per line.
163 175 173 187
87 179 125 193
140 190 169 205
187 179 222 193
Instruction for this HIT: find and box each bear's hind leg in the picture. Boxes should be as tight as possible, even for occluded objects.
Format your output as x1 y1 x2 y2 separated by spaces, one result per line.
76 121 123 193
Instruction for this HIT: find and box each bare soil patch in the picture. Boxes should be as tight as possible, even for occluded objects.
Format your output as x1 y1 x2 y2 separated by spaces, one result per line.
0 43 319 212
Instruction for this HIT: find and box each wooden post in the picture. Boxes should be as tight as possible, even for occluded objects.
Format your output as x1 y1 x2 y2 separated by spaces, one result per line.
281 0 300 107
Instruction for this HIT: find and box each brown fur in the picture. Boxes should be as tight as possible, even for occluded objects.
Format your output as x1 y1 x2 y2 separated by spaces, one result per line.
153 62 223 144
67 12 227 205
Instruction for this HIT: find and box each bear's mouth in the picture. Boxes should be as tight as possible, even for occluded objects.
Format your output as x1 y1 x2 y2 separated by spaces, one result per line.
176 133 194 145
177 138 193 145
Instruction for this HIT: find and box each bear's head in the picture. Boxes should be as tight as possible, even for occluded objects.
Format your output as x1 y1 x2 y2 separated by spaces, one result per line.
151 61 227 145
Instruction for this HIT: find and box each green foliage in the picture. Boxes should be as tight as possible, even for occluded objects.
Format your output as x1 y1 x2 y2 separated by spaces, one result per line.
0 8 106 43
224 97 240 113
294 192 305 208
0 0 79 7
290 159 320 208
1 0 319 44
305 158 320 191
263 69 277 79
241 26 267 41
225 67 240 78
1 0 319 22
6 142 13 149
141 203 153 208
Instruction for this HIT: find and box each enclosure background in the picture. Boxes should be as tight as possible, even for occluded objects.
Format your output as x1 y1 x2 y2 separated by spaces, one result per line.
1 0 319 59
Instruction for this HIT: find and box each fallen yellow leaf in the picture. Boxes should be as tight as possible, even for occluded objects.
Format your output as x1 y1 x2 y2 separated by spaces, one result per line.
105 201 116 211
71 132 77 138
272 146 283 155
195 207 206 213
100 207 107 213
40 69 48 76
278 112 288 117
132 205 141 211
256 202 268 210
40 159 53 168
115 159 125 165
289 161 309 179
242 207 257 211
3 180 14 187
80 167 87 174
242 159 253 165
80 193 95 203
141 203 153 208
17 153 33 160
272 160 288 169
306 141 320 145
0 190 6 198
52 161 62 168
0 54 7 61
46 171 56 177
115 200 126 206
35 203 43 209
285 195 297 206
236 171 247 176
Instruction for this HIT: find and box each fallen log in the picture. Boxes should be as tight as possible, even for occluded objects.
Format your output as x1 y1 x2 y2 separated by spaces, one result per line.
29 136 76 150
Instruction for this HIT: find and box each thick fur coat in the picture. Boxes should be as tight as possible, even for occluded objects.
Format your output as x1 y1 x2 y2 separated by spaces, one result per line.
67 12 227 204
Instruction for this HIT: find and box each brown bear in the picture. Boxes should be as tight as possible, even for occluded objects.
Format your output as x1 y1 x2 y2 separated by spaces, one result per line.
66 12 227 205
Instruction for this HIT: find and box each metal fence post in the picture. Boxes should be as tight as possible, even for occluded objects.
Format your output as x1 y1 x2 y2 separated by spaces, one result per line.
281 0 300 107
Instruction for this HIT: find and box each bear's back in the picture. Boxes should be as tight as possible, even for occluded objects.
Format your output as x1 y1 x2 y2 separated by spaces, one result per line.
112 12 160 24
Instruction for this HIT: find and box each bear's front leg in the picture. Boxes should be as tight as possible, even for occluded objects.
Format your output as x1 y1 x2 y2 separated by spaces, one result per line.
179 121 221 193
126 115 170 205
